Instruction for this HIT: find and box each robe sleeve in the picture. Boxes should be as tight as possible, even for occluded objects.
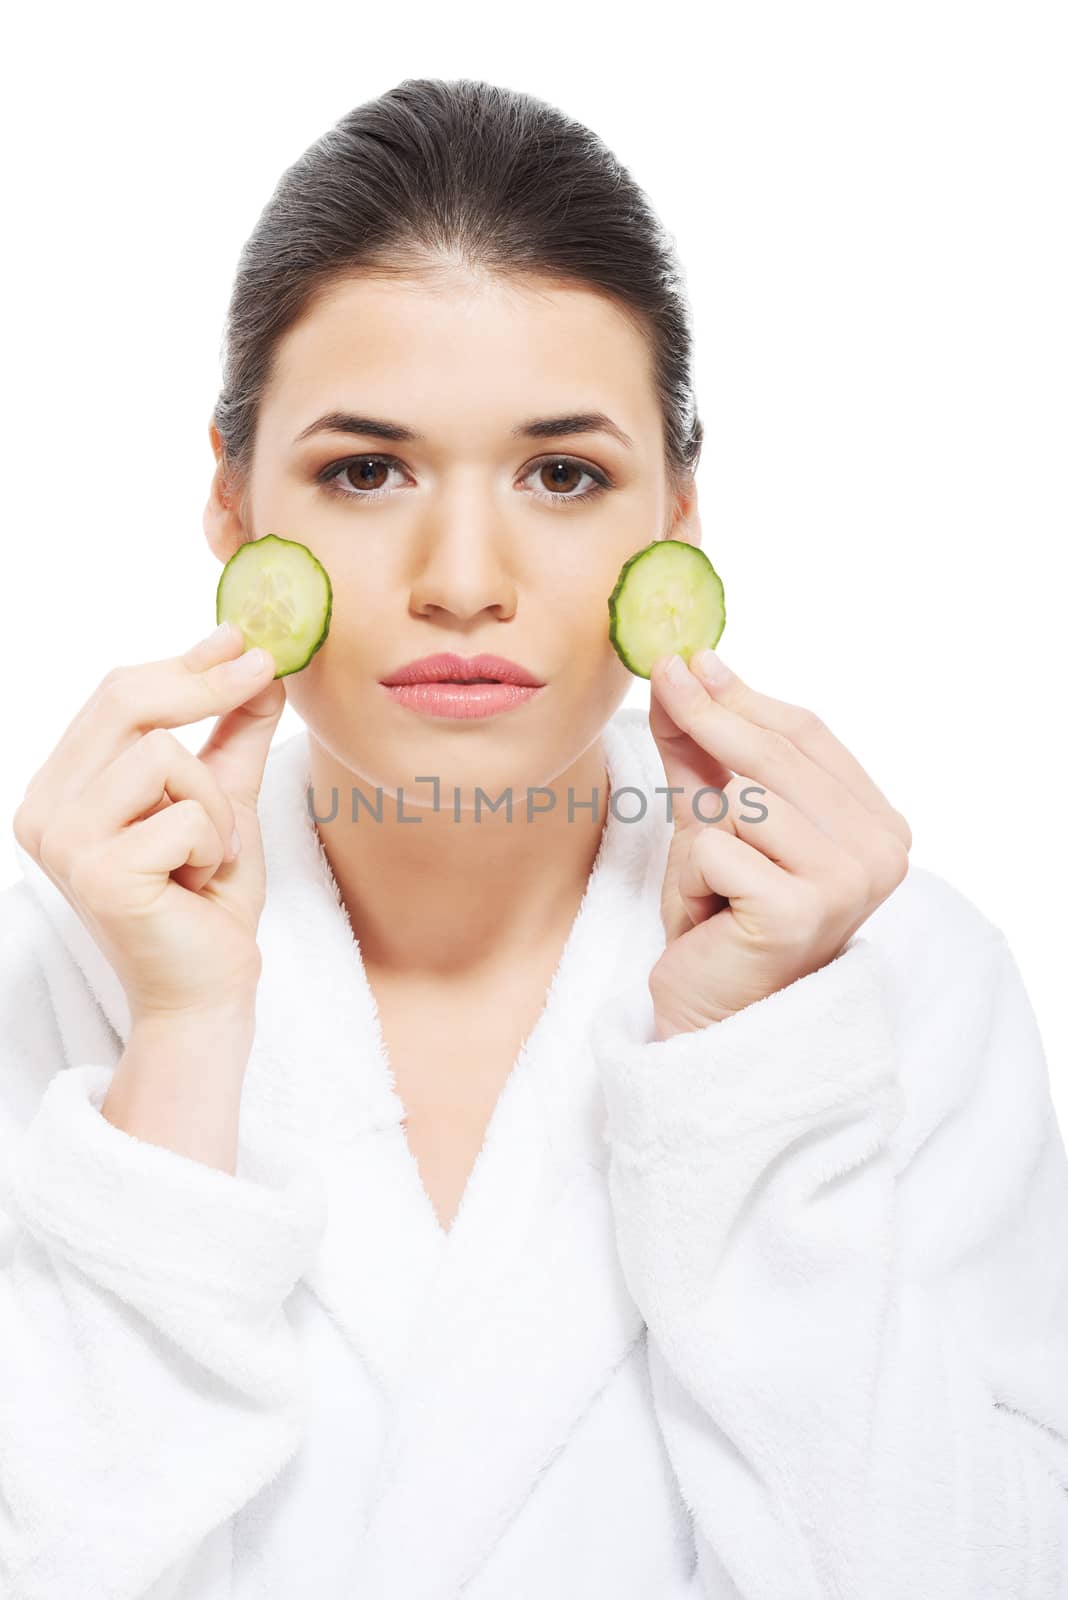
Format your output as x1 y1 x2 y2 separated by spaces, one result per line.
0 889 328 1600
591 919 1068 1599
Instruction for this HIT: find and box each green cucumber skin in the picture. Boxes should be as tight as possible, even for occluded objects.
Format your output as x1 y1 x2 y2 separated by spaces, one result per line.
607 538 726 679
215 534 333 679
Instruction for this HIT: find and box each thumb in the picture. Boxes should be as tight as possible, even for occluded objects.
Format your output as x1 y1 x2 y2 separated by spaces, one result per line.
196 674 288 811
648 655 734 939
648 654 733 835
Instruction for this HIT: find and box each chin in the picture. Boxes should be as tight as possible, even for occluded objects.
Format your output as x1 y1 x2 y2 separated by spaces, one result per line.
310 690 606 805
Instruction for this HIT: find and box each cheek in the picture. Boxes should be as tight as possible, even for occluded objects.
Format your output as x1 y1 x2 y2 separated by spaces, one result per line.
528 536 623 605
551 586 607 639
552 599 628 690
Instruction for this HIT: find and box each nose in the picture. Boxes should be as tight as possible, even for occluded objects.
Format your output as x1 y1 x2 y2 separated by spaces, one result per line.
407 480 518 623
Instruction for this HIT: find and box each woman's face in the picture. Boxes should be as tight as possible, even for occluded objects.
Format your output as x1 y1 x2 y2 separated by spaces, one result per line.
205 267 701 804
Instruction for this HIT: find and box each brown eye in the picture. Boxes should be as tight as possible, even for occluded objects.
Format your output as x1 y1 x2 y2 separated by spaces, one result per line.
522 455 613 508
317 455 407 502
343 458 391 492
538 458 584 494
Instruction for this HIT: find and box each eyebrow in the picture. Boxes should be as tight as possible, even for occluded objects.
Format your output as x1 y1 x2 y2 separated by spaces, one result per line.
292 410 634 450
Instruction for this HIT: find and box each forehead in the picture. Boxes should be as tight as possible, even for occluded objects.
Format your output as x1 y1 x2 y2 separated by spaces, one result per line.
258 268 662 454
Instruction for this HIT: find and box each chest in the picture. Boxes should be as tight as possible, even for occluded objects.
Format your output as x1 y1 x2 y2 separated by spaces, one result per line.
365 964 561 1234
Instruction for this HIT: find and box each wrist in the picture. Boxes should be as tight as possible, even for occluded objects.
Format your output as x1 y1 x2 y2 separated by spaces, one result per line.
106 1004 257 1173
129 992 259 1037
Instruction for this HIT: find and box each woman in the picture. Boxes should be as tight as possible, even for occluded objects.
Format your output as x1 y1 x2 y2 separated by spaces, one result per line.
1 76 1065 1600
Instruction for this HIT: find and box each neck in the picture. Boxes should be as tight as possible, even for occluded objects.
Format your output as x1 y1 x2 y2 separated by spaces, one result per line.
306 734 611 979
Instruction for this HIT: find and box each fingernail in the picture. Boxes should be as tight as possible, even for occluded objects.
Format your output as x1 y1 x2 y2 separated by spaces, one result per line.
691 648 731 688
227 646 271 676
663 653 691 688
196 621 234 649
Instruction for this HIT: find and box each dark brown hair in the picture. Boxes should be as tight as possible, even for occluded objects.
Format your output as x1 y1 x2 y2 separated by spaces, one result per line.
211 77 703 507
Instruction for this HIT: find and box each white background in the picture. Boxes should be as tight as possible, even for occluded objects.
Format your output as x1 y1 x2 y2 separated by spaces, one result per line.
3 3 1065 1117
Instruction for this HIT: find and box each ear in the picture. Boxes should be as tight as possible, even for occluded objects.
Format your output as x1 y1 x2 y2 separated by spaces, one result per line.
665 471 702 547
203 419 250 564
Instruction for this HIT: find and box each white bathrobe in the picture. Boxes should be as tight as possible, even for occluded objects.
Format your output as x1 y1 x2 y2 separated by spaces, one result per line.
1 704 1066 1600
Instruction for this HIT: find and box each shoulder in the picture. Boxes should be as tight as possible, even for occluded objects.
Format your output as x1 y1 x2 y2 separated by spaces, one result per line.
860 857 1004 978
859 861 1014 1084
0 877 73 1148
854 861 1059 1187
0 875 56 991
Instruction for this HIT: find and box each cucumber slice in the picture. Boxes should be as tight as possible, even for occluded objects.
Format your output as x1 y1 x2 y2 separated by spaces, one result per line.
215 534 333 678
608 539 726 678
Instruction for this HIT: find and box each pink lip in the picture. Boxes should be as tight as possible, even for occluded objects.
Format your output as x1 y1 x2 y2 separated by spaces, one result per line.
381 680 544 719
379 652 545 688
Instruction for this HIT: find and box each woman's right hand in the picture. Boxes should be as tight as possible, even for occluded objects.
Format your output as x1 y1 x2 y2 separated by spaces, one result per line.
12 621 286 1027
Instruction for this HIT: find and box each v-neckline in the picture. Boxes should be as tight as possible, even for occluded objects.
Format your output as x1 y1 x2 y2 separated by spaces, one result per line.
320 731 622 1261
285 709 663 1397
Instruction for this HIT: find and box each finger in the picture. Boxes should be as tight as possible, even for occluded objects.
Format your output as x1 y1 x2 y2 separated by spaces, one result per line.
74 800 231 916
648 670 734 833
681 775 867 915
195 674 287 813
676 822 784 922
717 774 867 875
661 648 911 848
650 653 908 862
123 799 229 879
27 624 277 814
40 729 239 883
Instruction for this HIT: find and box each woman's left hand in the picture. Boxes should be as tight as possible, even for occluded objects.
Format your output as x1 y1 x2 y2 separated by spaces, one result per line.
646 648 912 1039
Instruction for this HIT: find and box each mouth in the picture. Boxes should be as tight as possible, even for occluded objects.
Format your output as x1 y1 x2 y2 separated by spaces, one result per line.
378 666 546 721
379 653 546 689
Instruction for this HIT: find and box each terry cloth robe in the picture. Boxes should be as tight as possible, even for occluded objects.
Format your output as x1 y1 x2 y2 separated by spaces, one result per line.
1 704 1067 1600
